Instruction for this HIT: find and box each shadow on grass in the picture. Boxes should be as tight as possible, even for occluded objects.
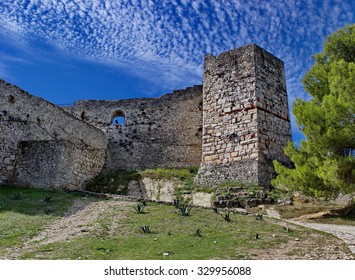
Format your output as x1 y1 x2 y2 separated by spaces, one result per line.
0 185 82 217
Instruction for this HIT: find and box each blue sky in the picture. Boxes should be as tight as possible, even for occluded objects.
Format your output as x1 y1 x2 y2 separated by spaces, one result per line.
0 0 354 142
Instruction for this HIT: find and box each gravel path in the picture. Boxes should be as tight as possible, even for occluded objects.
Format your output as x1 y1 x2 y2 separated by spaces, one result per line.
290 220 355 254
266 208 355 254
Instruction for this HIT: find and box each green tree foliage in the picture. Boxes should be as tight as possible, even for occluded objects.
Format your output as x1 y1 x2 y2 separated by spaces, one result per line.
273 24 355 198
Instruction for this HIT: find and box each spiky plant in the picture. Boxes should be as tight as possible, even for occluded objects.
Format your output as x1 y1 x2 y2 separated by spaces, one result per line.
134 203 145 214
195 228 202 237
44 196 52 203
140 225 150 234
284 227 293 233
178 205 192 216
256 214 263 221
223 210 231 222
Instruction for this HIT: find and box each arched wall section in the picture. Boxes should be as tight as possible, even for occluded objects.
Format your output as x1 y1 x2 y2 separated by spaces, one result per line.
64 85 203 172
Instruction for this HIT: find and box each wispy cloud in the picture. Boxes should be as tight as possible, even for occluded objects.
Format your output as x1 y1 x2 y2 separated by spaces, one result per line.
0 0 353 136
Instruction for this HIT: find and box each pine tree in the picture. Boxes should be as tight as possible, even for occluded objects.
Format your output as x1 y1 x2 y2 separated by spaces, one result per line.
272 24 355 198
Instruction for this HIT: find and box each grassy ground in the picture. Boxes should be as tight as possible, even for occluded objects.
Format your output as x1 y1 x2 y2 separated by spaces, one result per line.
0 186 79 255
21 202 294 260
85 167 199 194
1 186 353 260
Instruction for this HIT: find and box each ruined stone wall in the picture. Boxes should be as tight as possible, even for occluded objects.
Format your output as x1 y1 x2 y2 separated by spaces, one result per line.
196 44 291 187
64 85 203 173
16 140 106 189
0 80 107 189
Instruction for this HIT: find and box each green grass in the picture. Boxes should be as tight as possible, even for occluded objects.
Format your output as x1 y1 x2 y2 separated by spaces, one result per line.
21 202 299 260
85 167 199 195
1 186 352 260
140 166 198 181
0 186 80 255
85 170 141 194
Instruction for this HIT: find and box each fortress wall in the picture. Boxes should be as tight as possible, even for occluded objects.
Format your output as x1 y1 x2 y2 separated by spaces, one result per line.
15 140 106 189
64 85 203 172
0 80 107 189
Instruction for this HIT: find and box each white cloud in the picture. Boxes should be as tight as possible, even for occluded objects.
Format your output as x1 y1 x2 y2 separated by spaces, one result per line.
0 0 353 99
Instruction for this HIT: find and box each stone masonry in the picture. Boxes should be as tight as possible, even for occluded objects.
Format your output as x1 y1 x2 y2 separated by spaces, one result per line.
64 85 203 173
195 44 291 187
0 80 107 189
0 44 291 190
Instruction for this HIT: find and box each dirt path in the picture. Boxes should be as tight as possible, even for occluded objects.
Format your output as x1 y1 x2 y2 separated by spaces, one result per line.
2 198 134 259
290 220 355 254
266 208 355 254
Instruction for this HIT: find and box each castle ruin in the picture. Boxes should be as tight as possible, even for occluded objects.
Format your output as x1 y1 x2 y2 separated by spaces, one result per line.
0 44 291 190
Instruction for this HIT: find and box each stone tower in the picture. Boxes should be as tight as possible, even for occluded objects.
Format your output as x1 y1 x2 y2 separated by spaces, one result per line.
196 44 291 187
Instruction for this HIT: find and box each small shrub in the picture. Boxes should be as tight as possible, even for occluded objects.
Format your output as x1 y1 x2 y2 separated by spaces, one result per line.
284 227 293 233
178 205 192 216
223 210 231 222
134 203 145 214
194 228 202 237
43 196 52 203
256 214 264 221
96 247 112 253
140 225 151 234
11 192 24 200
255 233 260 240
212 207 219 213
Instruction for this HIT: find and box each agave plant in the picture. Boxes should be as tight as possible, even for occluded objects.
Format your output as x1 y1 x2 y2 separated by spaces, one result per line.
223 210 231 222
134 203 145 214
178 205 192 216
43 196 52 203
284 227 293 233
255 214 263 221
195 228 202 237
140 225 151 234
